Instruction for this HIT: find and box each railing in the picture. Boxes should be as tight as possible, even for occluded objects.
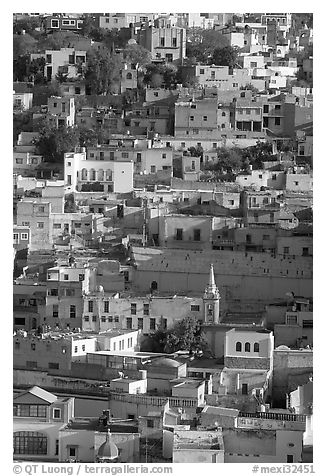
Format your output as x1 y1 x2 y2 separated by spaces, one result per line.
109 391 198 408
239 411 306 422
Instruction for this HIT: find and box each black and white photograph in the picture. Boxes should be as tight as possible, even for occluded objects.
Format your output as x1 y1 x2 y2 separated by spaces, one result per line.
11 3 314 470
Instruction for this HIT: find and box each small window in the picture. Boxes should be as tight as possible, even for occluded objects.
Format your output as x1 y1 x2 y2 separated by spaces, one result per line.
191 305 200 312
203 116 207 121
143 303 149 316
245 342 251 352
138 318 143 330
236 342 242 352
104 301 110 313
254 342 260 352
37 222 44 229
53 408 61 419
88 301 94 313
149 318 156 331
63 274 69 281
131 303 137 315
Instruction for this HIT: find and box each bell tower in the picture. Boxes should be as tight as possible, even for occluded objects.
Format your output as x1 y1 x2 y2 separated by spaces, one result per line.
203 264 220 324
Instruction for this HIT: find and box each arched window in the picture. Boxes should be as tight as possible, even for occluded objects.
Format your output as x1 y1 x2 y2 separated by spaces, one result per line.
151 281 158 291
254 342 260 352
81 168 87 180
126 72 132 80
222 112 226 117
245 342 251 352
90 169 96 181
236 342 242 352
106 169 112 181
97 169 104 181
13 431 47 455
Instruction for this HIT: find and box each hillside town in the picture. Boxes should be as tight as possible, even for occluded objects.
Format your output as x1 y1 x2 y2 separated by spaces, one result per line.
13 12 313 464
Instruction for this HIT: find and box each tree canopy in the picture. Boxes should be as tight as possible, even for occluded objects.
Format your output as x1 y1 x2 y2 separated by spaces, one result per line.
85 49 122 95
140 316 208 355
211 46 239 68
186 29 229 63
123 43 151 66
35 124 80 162
143 63 178 89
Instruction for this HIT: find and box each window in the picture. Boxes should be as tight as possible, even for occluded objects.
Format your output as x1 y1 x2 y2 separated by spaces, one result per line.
14 431 47 455
48 362 59 370
236 342 242 352
190 116 194 121
126 317 132 329
70 305 76 319
65 288 75 297
92 316 97 322
37 222 44 229
68 446 77 458
200 69 205 74
191 305 200 312
203 116 207 121
275 117 281 126
302 247 309 256
263 105 269 114
131 303 137 315
287 455 294 463
150 318 156 331
79 274 84 281
193 129 199 134
162 153 167 159
147 419 154 428
263 235 270 240
22 222 30 226
52 305 58 318
88 301 93 313
242 383 248 395
172 38 177 47
143 303 149 316
245 342 251 352
63 274 69 281
122 152 129 159
193 229 201 242
150 165 156 173
151 281 158 291
46 54 52 63
31 343 36 351
176 228 183 240
104 301 109 313
13 233 19 242
160 37 165 47
114 316 119 323
26 361 37 368
270 213 275 222
16 158 23 164
254 342 260 352
138 318 143 330
283 247 289 254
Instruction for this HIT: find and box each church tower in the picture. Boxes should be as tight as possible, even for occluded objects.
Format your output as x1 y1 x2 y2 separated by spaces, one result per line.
203 264 220 324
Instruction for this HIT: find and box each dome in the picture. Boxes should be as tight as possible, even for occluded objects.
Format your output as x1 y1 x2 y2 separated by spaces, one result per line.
128 38 137 45
151 357 180 368
97 432 119 461
276 345 290 351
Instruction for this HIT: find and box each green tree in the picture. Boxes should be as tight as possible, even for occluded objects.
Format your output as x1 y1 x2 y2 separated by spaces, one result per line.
13 33 38 59
205 147 243 174
64 194 78 213
123 43 151 66
241 141 276 169
211 46 239 68
164 316 207 354
35 124 80 162
143 63 177 89
186 28 229 63
85 49 122 94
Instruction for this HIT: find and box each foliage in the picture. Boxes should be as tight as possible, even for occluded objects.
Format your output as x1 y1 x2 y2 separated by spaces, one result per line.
64 194 78 213
85 49 122 94
204 147 243 174
175 66 199 87
37 31 80 50
211 46 239 68
186 29 229 63
35 124 80 162
123 43 151 66
187 145 203 158
241 141 276 169
164 316 207 354
13 17 43 35
13 54 30 81
32 82 61 107
141 316 207 354
13 33 38 59
143 63 178 89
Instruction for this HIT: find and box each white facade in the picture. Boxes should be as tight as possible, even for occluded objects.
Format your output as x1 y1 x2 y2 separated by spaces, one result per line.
64 151 134 194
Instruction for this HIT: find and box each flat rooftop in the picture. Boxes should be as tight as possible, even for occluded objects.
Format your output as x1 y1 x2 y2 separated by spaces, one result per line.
87 351 167 359
174 430 223 451
62 418 138 433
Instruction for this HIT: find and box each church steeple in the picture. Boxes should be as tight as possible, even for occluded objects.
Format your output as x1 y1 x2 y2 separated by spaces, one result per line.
204 264 220 299
203 264 220 324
